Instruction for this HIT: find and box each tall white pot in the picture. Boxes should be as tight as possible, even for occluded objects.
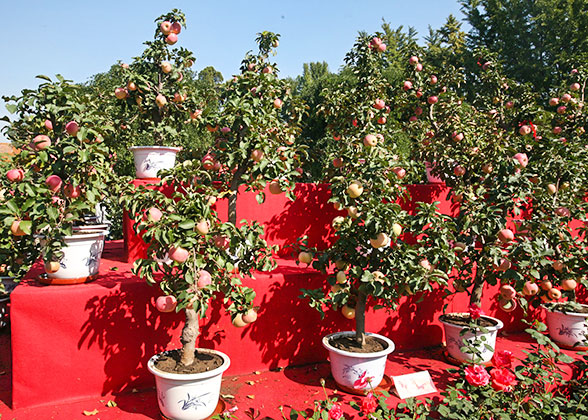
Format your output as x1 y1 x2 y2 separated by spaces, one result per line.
42 232 105 285
322 331 394 394
130 146 181 179
440 313 503 364
148 349 230 420
545 304 588 349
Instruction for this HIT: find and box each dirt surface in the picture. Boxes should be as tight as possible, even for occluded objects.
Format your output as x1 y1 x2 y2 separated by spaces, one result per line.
154 350 224 374
329 335 388 353
440 313 498 328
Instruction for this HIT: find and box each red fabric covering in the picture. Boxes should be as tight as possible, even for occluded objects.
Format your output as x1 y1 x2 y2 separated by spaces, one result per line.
11 240 530 409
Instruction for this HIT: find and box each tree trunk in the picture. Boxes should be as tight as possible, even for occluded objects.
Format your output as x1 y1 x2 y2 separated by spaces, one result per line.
228 163 250 226
469 269 485 307
179 308 200 366
355 291 367 347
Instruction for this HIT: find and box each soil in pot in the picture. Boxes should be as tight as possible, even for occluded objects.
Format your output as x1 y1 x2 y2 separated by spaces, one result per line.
440 313 498 328
547 302 588 314
329 335 388 353
155 350 223 374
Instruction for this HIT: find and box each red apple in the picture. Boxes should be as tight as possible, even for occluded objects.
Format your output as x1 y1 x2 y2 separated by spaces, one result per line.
333 157 343 168
549 97 559 106
197 270 212 288
155 94 167 108
495 258 512 272
44 119 53 130
427 96 438 105
160 21 172 35
32 134 51 150
553 126 562 134
213 235 230 250
147 207 163 222
10 220 26 236
513 152 528 168
555 206 571 217
242 308 258 324
403 81 413 91
65 121 79 136
499 284 516 300
160 61 173 73
409 56 419 65
165 33 178 45
453 165 465 177
430 75 438 84
393 167 406 179
268 180 282 195
452 132 464 142
377 116 387 124
561 93 572 103
523 281 539 296
273 98 283 109
298 252 312 264
45 175 62 192
562 279 577 291
419 259 432 271
262 66 273 74
557 105 567 114
505 101 514 109
251 149 264 162
114 87 128 100
374 99 385 110
195 220 210 235
64 184 81 198
482 163 493 174
169 246 189 263
6 169 24 182
519 125 531 136
497 228 514 243
377 43 386 52
415 63 423 72
155 295 177 313
171 22 182 34
363 134 378 147
127 81 137 91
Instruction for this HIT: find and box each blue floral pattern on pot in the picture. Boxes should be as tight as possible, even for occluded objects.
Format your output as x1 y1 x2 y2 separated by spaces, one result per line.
178 392 211 411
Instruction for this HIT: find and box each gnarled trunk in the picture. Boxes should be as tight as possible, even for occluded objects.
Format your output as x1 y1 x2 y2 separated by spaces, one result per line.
179 308 200 366
470 269 485 307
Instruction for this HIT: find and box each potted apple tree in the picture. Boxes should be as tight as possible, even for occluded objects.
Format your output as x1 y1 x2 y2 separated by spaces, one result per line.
401 52 588 360
505 64 588 350
299 34 458 394
122 161 276 420
110 10 198 179
199 31 306 224
0 75 119 284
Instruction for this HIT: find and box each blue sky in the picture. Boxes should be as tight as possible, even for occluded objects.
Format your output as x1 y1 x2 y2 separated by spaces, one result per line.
0 0 467 141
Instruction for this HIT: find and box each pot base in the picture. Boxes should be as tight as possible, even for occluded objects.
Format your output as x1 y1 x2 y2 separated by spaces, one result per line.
160 399 226 420
38 274 97 285
334 374 393 395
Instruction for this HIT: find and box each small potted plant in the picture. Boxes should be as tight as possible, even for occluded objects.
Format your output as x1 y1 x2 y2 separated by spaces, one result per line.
122 161 276 420
0 75 119 284
110 10 197 179
299 34 458 393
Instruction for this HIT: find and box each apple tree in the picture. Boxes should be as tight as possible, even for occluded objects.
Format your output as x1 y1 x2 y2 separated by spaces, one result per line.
299 34 459 346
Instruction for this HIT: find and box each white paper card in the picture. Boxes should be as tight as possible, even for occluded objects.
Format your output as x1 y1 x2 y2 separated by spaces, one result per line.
392 370 437 399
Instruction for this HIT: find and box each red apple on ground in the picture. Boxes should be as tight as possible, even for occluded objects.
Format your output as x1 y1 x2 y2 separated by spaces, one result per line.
169 247 189 263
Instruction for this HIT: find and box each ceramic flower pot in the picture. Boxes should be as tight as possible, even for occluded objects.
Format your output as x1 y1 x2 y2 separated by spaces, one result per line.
130 146 181 179
544 304 588 350
440 313 504 364
73 224 110 253
40 232 105 285
322 331 395 395
148 349 230 420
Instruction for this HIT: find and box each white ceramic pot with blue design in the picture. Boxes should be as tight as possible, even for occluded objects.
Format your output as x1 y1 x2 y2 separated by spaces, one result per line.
148 349 230 420
41 232 105 285
322 331 394 395
130 146 182 179
544 303 588 349
440 313 503 364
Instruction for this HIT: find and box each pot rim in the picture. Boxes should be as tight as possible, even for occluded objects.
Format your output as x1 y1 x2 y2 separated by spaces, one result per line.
72 224 110 231
130 146 182 152
439 312 504 331
543 303 588 318
148 348 230 381
322 331 395 358
35 231 106 241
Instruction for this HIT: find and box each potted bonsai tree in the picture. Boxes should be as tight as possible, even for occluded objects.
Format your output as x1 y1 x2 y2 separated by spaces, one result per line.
199 31 306 224
402 51 588 361
505 64 588 350
298 34 458 393
122 161 276 420
0 75 119 284
110 10 198 179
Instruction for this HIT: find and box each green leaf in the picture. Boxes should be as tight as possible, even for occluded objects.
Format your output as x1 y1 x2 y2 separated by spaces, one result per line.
18 220 32 235
178 219 195 230
5 104 17 114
